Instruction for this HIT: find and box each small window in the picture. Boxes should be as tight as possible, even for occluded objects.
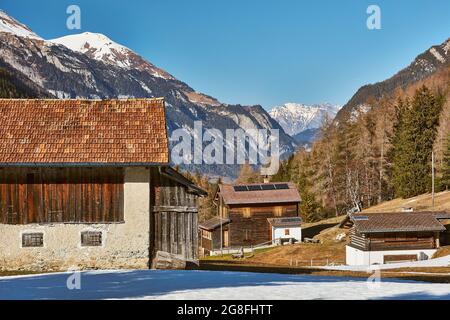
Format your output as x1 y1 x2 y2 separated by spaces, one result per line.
242 208 252 218
202 230 212 240
274 206 284 217
22 233 44 247
81 231 103 247
284 229 290 236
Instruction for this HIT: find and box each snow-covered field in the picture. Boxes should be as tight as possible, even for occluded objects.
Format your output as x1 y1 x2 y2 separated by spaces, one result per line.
0 270 449 300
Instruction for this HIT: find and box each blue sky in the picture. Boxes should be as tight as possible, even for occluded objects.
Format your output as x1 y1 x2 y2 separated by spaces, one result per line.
1 0 450 109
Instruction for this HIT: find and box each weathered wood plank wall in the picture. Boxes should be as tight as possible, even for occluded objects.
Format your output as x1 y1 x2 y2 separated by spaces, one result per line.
0 167 124 224
150 168 199 261
349 228 437 251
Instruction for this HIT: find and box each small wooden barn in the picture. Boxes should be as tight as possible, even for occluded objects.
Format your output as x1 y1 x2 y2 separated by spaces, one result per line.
0 98 205 271
199 182 301 255
346 211 450 265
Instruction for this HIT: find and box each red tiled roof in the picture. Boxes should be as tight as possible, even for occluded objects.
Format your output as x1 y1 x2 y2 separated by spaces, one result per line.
0 99 169 165
351 212 448 233
218 182 301 205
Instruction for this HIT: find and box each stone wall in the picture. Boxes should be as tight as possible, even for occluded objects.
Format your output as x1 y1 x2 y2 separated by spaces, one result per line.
0 167 150 271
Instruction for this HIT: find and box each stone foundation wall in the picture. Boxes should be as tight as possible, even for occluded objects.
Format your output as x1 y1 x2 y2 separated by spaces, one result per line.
0 167 150 271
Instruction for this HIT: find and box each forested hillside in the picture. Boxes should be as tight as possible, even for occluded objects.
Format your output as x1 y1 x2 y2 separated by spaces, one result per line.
268 66 450 222
0 67 29 98
0 66 48 98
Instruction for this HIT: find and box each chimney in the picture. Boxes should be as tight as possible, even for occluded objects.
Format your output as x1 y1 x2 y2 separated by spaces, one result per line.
263 175 270 183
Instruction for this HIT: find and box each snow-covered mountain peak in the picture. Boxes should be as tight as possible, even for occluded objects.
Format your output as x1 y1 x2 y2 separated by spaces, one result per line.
0 10 42 40
50 32 174 79
50 32 133 68
269 103 341 136
51 32 125 53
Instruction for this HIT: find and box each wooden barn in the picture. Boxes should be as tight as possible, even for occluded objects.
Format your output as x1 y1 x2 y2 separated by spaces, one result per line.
0 98 205 271
199 182 301 255
346 211 450 265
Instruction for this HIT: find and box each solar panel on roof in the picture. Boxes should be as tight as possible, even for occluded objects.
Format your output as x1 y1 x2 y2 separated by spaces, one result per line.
234 183 290 192
353 216 369 221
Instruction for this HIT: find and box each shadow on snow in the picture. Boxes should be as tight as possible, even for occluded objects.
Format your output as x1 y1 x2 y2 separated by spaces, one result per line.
0 270 448 300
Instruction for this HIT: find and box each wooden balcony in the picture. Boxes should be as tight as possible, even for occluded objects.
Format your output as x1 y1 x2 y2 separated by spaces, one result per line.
369 239 435 251
350 237 436 251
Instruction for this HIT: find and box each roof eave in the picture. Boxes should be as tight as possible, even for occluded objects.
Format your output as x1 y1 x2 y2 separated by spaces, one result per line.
270 223 302 227
199 219 230 231
359 228 445 234
0 162 169 167
224 200 301 205
160 166 207 196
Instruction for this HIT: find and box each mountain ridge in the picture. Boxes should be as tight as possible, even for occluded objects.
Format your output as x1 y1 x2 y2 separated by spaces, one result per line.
0 10 41 40
335 37 450 122
269 102 341 137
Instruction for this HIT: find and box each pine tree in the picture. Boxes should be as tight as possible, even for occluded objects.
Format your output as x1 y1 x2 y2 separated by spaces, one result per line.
392 86 444 198
0 68 34 98
271 156 293 182
297 171 323 222
293 155 323 222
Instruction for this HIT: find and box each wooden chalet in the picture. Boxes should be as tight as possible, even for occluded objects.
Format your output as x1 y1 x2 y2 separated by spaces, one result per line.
199 182 301 255
346 211 450 265
0 98 206 271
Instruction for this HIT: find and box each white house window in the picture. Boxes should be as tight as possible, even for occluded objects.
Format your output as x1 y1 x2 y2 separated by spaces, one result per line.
22 233 44 247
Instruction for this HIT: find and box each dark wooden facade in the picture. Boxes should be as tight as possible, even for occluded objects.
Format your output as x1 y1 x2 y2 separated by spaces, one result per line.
200 227 225 253
349 228 439 251
0 167 124 224
441 221 450 245
219 202 298 247
227 203 298 246
150 167 203 263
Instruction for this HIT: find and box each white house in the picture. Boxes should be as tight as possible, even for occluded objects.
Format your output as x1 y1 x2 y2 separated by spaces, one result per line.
267 217 302 243
345 212 450 266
